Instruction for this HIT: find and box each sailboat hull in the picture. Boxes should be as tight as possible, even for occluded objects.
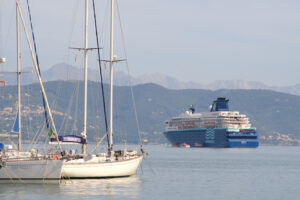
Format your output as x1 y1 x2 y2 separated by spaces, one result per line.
0 159 63 182
62 155 143 178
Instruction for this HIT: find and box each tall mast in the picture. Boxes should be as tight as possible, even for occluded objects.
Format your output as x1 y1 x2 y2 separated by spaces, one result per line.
108 0 114 154
16 1 61 150
16 0 21 151
81 0 89 154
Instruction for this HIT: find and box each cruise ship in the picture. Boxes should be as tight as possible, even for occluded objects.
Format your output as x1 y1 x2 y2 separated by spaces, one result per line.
164 97 259 148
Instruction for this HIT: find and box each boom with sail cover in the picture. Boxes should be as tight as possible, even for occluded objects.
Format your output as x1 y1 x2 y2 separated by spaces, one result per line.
50 135 86 145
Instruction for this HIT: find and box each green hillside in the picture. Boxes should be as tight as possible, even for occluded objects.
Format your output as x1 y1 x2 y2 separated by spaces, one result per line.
1 81 300 145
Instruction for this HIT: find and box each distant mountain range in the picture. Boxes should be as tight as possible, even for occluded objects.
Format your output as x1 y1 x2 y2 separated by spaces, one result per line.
1 81 300 145
1 62 300 96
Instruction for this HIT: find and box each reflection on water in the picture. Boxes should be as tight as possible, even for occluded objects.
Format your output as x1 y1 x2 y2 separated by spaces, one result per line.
61 176 142 198
0 176 143 200
0 182 60 200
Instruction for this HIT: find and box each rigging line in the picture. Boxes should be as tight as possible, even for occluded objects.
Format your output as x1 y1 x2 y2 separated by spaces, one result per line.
26 0 40 74
92 0 109 143
116 0 144 152
26 0 49 129
64 0 80 63
26 84 34 142
29 122 44 150
90 132 108 154
71 60 82 136
49 80 65 135
26 85 45 148
22 86 35 148
28 109 46 147
24 85 30 142
70 60 82 136
20 84 32 144
99 0 110 51
60 81 77 135
72 79 80 135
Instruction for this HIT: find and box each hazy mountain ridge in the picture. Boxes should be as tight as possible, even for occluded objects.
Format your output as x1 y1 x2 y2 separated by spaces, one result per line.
2 63 300 96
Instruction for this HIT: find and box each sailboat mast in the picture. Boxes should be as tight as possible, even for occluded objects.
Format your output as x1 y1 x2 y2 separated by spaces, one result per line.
108 0 114 154
16 0 21 151
16 2 61 150
81 0 89 154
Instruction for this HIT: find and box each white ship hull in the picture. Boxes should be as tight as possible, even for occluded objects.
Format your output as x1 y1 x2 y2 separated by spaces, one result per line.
62 155 143 178
0 159 63 182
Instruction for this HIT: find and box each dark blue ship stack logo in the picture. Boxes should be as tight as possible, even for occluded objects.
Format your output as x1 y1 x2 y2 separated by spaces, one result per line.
205 129 215 144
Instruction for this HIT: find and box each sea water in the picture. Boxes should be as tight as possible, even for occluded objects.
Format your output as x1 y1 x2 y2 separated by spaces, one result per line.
0 145 299 200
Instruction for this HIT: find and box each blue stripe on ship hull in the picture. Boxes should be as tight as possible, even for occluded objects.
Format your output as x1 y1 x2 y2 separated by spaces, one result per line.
163 128 258 148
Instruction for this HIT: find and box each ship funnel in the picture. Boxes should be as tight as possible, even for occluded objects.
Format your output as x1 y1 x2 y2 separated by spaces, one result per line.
210 97 229 112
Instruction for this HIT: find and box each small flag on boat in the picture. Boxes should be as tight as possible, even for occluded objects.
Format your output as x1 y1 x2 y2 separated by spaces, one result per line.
48 127 53 137
48 127 56 137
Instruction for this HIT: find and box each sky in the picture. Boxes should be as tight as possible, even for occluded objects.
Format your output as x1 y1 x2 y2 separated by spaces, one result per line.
0 0 300 86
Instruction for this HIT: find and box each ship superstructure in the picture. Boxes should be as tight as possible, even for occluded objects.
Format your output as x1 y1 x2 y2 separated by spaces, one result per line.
164 97 259 148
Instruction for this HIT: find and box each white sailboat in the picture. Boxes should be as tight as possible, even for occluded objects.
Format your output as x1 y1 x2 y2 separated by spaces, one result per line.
61 0 144 178
0 0 63 182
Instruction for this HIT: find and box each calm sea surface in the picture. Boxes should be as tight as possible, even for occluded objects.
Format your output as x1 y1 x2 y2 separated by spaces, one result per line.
0 145 300 200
